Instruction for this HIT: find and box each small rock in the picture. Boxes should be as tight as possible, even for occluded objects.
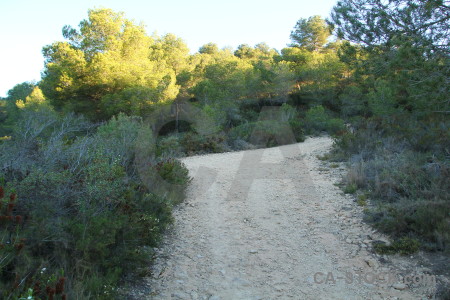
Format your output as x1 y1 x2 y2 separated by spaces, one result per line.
249 250 258 254
365 259 379 268
392 283 407 290
172 292 189 299
346 238 353 244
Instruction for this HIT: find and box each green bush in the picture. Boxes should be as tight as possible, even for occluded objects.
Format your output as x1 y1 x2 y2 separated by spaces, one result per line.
156 134 185 158
333 116 449 252
304 105 345 135
280 103 298 122
343 183 358 194
228 120 298 148
327 118 346 134
238 102 260 124
181 132 227 154
0 111 190 298
202 101 242 130
152 158 191 205
374 237 420 255
339 85 366 118
305 105 328 132
288 119 306 142
365 200 450 252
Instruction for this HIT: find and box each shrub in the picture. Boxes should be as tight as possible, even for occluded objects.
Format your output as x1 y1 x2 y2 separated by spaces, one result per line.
304 105 345 135
202 101 242 130
181 132 227 154
94 114 142 159
333 116 450 252
228 120 298 148
156 134 185 158
288 119 306 142
326 118 346 134
0 111 190 298
343 183 357 194
356 194 368 206
339 85 366 118
304 105 329 133
365 200 450 252
346 149 448 202
151 159 191 205
374 237 420 255
280 103 298 122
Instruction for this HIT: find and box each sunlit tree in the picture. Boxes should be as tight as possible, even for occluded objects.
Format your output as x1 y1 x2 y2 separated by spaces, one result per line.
41 8 182 120
290 16 331 51
198 43 219 55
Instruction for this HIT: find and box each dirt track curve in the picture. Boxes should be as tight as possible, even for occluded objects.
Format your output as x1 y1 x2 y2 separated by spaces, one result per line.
141 137 436 300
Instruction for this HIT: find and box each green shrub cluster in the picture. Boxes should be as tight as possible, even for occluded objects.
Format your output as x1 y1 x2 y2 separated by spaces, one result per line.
156 134 185 158
0 112 190 298
303 105 345 135
155 131 229 156
373 237 421 255
151 101 325 156
228 120 298 148
181 132 227 154
332 117 450 252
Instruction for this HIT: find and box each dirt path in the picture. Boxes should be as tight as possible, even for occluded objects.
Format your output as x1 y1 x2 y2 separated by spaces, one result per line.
143 137 437 299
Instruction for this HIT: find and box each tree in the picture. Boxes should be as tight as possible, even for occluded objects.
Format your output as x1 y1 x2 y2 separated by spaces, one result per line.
0 82 36 134
234 44 255 59
190 57 254 102
41 8 182 120
290 16 331 51
15 87 49 111
235 43 278 61
330 0 450 116
199 43 219 55
330 0 450 51
6 82 35 101
279 46 346 109
280 47 315 67
150 33 190 75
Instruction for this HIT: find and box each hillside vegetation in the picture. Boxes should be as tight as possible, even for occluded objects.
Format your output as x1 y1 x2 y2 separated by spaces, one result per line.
0 1 448 298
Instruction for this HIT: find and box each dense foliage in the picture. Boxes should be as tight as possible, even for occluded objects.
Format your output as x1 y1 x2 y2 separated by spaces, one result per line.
329 0 449 254
0 105 190 298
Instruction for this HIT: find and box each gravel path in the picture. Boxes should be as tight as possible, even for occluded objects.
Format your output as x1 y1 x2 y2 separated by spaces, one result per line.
143 137 437 299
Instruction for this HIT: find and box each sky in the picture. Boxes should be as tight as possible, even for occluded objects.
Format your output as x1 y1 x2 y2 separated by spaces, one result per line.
0 0 339 97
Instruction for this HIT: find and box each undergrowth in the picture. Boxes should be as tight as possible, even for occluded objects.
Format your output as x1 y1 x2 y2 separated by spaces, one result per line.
329 117 449 254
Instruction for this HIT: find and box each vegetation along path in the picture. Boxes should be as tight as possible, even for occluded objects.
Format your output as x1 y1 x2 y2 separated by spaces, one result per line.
143 137 437 299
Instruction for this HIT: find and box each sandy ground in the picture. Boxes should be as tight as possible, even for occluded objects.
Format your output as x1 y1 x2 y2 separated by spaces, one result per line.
136 137 439 299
